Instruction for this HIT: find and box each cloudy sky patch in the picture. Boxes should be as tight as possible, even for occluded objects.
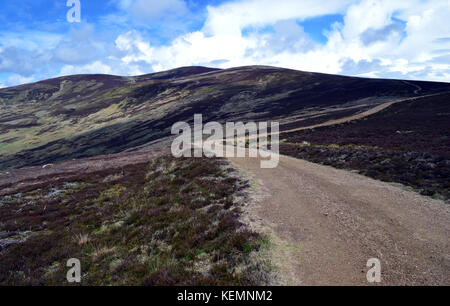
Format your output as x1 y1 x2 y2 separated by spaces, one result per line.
0 0 449 87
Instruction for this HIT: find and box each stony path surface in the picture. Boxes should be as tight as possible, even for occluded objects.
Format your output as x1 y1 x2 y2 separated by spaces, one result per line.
229 153 449 285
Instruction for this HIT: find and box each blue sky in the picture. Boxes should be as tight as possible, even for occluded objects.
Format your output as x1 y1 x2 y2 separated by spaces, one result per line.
0 0 449 87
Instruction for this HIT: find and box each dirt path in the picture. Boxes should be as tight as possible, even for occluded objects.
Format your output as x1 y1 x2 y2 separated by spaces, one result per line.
231 93 447 144
276 92 450 136
228 153 449 285
402 81 422 95
279 100 401 134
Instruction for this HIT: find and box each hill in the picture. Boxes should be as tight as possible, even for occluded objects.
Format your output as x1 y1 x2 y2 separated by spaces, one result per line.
280 92 450 200
1 66 449 285
1 65 450 170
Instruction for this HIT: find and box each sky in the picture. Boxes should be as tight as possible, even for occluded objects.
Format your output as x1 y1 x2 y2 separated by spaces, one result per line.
0 0 449 88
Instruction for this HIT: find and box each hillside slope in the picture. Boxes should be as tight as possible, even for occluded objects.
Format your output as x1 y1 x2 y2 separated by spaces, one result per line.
281 92 450 200
1 66 449 286
1 65 450 170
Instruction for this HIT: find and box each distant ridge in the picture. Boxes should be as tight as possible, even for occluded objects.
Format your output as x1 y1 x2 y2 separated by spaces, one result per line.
1 65 450 170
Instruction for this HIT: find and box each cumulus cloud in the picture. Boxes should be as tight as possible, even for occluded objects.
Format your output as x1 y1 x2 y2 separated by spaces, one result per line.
59 61 113 76
0 74 36 88
1 0 450 87
115 30 154 63
360 23 405 46
203 0 353 36
103 0 449 81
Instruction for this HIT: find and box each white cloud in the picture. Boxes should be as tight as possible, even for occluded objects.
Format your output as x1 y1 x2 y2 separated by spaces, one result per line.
1 0 449 87
115 30 154 64
59 61 113 76
154 0 450 81
103 0 449 81
203 0 354 35
0 74 36 87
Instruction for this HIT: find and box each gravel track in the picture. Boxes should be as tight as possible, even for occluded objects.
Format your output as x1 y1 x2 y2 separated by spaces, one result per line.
229 153 449 285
